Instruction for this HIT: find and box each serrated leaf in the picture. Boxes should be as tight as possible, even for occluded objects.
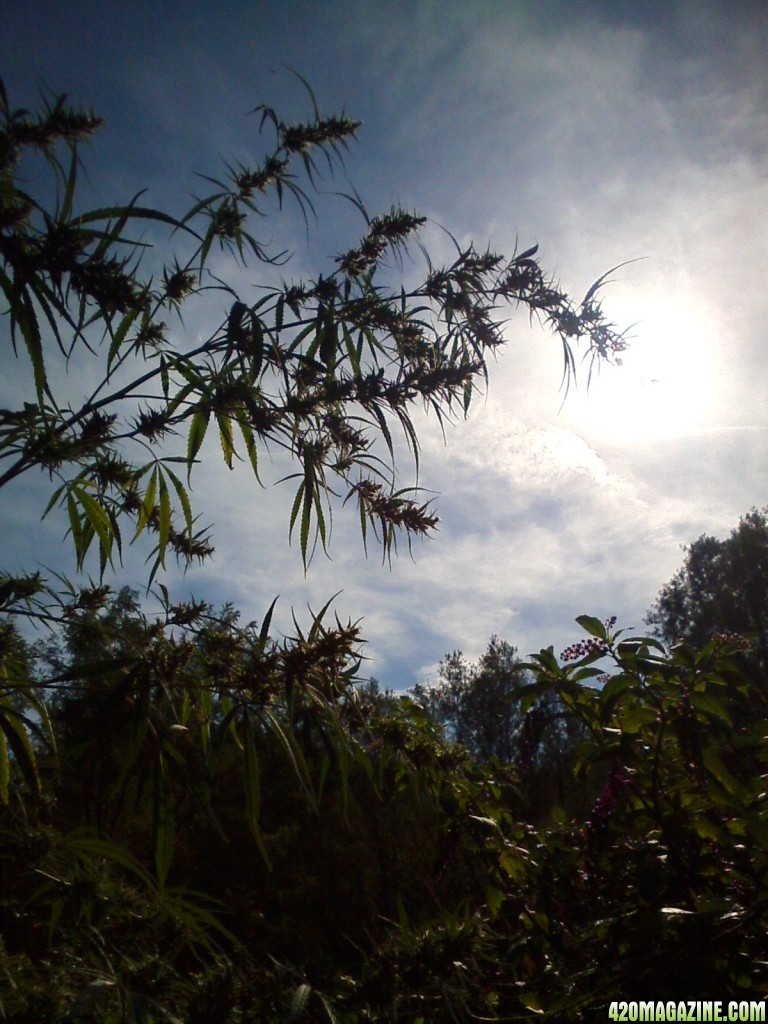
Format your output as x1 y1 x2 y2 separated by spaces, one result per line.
186 407 210 482
164 465 193 537
72 486 114 569
134 466 158 539
263 709 315 806
18 292 47 404
0 699 40 795
289 984 312 1020
300 482 312 568
66 490 88 567
319 306 337 368
107 303 142 372
289 482 304 541
217 414 235 469
157 473 171 568
67 832 156 890
343 324 360 375
370 403 394 464
258 595 279 653
235 411 260 481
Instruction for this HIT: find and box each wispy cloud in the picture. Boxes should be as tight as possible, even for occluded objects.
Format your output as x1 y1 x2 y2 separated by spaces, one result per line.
2 1 767 688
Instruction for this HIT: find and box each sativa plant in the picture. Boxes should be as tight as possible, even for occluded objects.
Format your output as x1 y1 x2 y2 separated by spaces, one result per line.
0 76 633 1020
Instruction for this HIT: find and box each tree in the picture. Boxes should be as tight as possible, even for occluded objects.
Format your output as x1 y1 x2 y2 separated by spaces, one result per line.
646 507 768 699
414 637 526 763
413 635 590 818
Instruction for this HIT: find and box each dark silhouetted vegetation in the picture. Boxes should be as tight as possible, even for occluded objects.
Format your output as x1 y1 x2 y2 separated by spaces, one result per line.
1 80 766 1021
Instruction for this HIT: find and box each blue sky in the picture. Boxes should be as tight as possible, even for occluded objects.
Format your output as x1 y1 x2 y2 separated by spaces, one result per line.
2 0 768 688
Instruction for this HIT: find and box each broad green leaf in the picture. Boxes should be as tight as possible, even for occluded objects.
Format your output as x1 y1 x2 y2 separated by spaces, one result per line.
618 706 657 734
689 690 732 726
702 747 744 800
575 614 607 640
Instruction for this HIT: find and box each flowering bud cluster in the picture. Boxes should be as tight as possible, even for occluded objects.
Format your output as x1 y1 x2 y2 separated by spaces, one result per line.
560 637 609 662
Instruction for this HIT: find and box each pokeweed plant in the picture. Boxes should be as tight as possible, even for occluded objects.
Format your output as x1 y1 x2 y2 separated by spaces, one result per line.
506 616 768 1012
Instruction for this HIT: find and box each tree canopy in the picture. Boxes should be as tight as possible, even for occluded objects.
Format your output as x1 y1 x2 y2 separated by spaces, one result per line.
646 506 768 697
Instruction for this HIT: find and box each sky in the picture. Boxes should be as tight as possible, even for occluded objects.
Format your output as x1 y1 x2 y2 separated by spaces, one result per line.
2 0 767 689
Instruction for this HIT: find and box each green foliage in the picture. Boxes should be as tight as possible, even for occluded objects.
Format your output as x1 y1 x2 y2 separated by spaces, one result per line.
3 592 768 1019
509 620 768 1010
11 76 764 1023
646 506 768 692
412 636 590 818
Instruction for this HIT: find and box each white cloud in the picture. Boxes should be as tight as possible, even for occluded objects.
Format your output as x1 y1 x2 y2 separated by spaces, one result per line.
2 0 767 691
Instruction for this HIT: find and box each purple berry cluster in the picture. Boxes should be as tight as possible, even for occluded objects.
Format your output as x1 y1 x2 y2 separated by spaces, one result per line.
587 764 627 835
560 637 609 662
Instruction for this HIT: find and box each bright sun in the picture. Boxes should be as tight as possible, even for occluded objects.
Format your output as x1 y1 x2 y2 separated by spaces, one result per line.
568 301 717 442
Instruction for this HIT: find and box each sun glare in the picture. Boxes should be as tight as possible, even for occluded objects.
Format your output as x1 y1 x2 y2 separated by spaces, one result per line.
570 301 716 442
